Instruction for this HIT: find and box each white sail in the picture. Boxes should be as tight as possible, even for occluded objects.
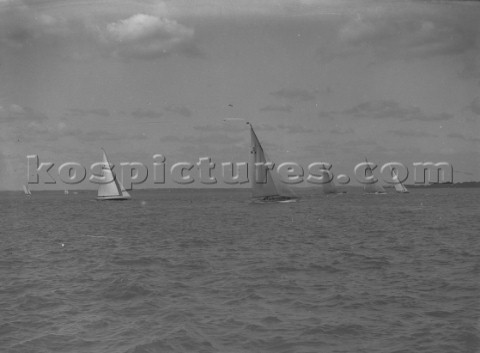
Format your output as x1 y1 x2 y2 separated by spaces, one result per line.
248 123 296 202
117 177 131 198
319 164 338 194
363 158 386 194
97 148 131 200
23 184 32 196
391 168 409 193
64 189 69 195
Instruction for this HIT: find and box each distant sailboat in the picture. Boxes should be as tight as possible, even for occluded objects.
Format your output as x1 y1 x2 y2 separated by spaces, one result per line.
363 158 386 194
23 184 32 196
391 168 409 193
248 122 297 203
97 148 131 201
64 189 69 195
319 163 346 194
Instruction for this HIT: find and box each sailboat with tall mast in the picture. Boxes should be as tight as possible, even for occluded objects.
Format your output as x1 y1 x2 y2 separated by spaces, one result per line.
96 148 131 201
248 122 297 203
391 167 409 193
363 158 386 194
319 163 346 194
23 184 32 196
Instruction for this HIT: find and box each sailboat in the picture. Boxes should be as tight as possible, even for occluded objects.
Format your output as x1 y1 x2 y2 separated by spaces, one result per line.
64 189 69 195
96 148 131 201
363 158 386 194
23 184 32 196
391 168 409 193
319 163 346 194
248 122 297 203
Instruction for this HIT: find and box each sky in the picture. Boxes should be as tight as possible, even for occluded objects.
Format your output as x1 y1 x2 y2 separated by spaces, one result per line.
1 0 479 190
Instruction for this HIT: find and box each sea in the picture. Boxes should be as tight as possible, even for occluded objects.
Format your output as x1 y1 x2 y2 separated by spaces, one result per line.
1 187 479 353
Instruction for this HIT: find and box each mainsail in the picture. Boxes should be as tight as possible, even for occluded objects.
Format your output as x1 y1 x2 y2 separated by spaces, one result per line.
23 184 32 196
363 158 386 194
248 123 296 202
97 148 131 200
391 168 409 193
319 164 342 194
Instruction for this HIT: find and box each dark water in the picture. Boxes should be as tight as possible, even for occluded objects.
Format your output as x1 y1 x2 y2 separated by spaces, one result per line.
1 188 479 353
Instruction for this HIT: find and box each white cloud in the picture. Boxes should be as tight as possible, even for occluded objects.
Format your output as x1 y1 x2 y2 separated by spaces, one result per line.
108 14 165 42
104 13 194 59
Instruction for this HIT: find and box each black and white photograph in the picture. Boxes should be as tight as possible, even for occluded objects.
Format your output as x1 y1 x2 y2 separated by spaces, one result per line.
1 0 479 352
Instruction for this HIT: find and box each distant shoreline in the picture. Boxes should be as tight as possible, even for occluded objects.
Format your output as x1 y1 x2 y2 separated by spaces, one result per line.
3 182 480 193
406 181 480 188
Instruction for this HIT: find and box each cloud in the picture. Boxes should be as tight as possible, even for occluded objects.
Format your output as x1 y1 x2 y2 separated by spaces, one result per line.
447 132 480 143
103 13 195 59
76 129 147 142
277 124 316 134
330 126 354 135
161 132 244 145
69 108 110 117
164 104 192 118
161 135 183 143
457 51 480 80
0 104 48 122
131 108 163 119
193 123 247 133
270 88 316 102
343 100 454 122
337 5 478 60
259 105 293 113
0 3 198 59
317 100 454 123
8 119 72 144
469 97 480 115
388 129 436 138
0 0 74 49
336 138 380 155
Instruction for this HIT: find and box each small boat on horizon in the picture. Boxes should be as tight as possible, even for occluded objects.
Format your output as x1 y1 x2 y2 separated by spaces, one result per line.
319 163 346 195
363 158 386 194
391 167 409 193
23 184 32 196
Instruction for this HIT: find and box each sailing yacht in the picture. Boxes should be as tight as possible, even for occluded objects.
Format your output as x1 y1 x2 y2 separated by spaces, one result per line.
391 168 409 193
23 184 32 196
64 189 69 195
248 122 297 203
319 163 346 194
96 148 131 201
363 158 386 194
